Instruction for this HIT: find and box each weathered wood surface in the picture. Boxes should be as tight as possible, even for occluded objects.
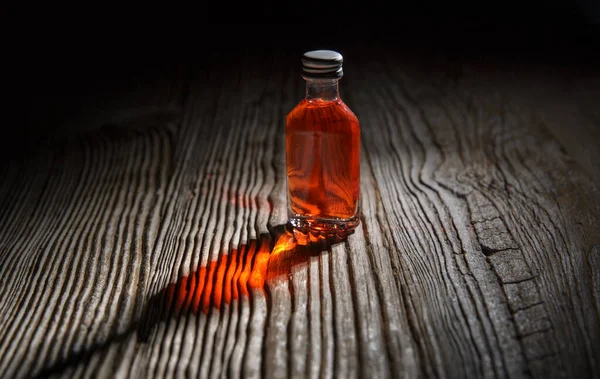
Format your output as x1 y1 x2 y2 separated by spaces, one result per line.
0 53 599 379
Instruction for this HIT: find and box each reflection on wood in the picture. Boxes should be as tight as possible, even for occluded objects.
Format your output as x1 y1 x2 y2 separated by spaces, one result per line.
144 227 348 333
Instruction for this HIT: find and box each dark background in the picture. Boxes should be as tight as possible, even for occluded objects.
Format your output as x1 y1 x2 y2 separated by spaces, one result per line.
2 1 599 162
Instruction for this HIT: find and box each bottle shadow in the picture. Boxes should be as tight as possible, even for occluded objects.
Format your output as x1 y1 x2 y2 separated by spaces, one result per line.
32 223 351 377
137 222 352 342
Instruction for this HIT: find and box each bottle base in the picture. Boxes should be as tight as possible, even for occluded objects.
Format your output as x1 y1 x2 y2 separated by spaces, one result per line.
288 214 360 239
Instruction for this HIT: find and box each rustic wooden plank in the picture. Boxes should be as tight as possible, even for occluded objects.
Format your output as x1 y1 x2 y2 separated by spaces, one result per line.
352 58 600 378
0 52 598 379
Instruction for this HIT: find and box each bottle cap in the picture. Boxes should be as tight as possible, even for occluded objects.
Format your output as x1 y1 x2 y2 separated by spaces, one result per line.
302 50 343 79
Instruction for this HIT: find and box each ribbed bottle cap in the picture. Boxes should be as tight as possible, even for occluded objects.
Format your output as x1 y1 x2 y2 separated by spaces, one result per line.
302 50 343 79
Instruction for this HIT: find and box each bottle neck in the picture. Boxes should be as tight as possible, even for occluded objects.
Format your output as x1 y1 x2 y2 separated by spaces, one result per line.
305 78 340 102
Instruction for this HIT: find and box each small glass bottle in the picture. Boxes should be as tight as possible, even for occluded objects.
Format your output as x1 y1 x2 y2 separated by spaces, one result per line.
285 50 361 237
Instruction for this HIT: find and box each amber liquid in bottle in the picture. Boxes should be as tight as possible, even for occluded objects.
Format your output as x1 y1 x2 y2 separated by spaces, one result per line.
286 78 360 235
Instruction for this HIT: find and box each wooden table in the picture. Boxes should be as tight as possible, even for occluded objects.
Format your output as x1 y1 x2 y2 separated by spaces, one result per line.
1 49 599 379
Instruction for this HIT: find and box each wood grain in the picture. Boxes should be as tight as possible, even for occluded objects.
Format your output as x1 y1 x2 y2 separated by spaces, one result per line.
0 54 598 379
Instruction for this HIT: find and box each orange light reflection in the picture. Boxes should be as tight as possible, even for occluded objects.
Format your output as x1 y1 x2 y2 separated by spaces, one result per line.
160 226 347 318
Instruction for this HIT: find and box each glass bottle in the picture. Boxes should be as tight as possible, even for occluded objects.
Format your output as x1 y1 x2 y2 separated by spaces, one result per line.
285 50 361 238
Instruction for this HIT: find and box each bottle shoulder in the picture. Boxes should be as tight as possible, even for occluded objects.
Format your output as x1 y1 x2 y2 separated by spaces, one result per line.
286 98 360 126
337 99 359 123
